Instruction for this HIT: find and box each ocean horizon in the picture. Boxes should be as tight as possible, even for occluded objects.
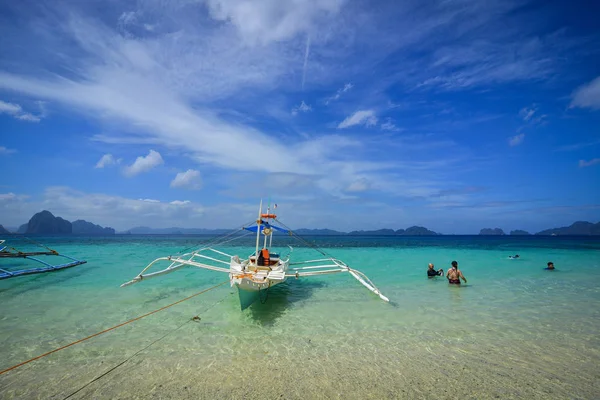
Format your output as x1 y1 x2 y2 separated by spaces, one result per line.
1 234 599 399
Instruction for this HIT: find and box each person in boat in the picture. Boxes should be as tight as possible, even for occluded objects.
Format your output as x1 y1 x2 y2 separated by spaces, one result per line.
427 263 444 278
545 261 555 270
446 261 467 285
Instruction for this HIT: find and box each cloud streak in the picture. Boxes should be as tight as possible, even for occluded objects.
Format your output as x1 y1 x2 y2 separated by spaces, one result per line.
509 133 525 147
302 36 311 90
338 110 377 129
0 100 41 122
0 146 17 155
579 158 600 168
571 76 600 110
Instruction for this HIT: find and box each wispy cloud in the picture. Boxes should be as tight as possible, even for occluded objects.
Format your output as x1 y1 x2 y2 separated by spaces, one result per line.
570 76 600 110
555 140 600 152
325 83 353 104
579 158 600 168
302 36 311 90
170 169 202 190
519 106 536 121
509 133 525 146
0 146 17 155
204 0 343 45
380 118 401 131
291 101 312 115
338 110 377 129
123 150 164 177
94 153 119 168
0 100 41 122
345 178 370 193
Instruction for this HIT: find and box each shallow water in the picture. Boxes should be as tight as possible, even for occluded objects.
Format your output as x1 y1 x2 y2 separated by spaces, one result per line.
1 235 599 399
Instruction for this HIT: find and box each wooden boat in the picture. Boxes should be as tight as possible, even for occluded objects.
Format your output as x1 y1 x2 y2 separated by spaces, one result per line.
121 201 389 309
0 238 87 280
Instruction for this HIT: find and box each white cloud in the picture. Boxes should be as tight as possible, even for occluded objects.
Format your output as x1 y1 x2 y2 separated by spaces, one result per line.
380 118 401 131
291 101 312 115
123 150 164 177
302 36 311 89
338 110 378 129
509 133 525 146
170 169 202 190
95 153 118 168
0 192 28 202
205 0 343 45
325 83 353 104
346 178 370 192
571 76 600 110
579 158 600 168
170 200 191 205
11 187 206 230
519 106 536 121
0 146 17 155
0 100 40 122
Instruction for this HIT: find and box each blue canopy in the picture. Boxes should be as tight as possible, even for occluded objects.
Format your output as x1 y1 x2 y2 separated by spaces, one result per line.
243 222 289 234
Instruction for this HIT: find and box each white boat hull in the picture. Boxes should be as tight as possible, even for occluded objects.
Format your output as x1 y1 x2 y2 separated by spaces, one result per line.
230 258 289 309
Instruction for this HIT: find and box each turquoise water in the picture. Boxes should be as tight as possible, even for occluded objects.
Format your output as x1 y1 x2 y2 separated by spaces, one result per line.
1 235 599 399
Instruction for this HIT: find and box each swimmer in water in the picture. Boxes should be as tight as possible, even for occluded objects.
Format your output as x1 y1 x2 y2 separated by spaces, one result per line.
446 260 467 285
509 254 520 259
427 263 444 278
545 261 555 270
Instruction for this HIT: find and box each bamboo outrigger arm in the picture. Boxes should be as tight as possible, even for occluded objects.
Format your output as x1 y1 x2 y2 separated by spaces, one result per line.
288 257 390 302
120 254 231 287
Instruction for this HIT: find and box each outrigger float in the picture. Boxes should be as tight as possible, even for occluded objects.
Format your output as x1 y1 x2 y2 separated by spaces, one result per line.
0 238 87 280
122 201 389 309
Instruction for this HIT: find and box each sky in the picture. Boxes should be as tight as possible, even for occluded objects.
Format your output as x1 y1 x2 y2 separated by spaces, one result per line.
0 0 599 234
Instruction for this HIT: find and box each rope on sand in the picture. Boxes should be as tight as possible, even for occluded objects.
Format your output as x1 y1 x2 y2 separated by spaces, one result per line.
0 280 229 376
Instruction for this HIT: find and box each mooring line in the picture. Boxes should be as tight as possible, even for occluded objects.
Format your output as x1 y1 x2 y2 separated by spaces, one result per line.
62 291 231 399
0 280 229 376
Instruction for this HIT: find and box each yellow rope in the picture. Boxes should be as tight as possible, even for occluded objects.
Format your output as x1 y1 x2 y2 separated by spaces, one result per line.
0 280 229 376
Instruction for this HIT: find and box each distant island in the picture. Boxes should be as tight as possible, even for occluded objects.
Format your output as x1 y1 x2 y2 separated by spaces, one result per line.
510 230 531 235
535 221 600 236
2 212 599 236
124 226 230 235
347 226 439 236
10 211 115 235
479 228 505 235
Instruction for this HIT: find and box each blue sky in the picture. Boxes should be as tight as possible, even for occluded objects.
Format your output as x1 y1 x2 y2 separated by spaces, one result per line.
0 0 599 234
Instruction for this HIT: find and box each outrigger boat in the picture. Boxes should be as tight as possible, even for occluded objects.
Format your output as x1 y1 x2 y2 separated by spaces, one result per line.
121 201 389 309
0 238 87 280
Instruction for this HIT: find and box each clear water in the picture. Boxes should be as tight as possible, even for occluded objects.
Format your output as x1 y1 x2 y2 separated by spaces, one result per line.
1 235 599 399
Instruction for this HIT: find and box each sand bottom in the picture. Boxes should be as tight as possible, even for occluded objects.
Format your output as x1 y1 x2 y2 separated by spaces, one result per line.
2 323 598 400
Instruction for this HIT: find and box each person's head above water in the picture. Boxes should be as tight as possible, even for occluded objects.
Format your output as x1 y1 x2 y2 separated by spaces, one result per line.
451 260 458 268
428 263 435 269
547 261 555 269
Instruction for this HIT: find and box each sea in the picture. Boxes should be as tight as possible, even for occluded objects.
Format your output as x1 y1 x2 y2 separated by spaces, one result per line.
0 234 599 399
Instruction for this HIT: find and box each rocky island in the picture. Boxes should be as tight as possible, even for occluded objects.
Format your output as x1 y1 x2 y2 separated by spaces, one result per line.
479 228 505 235
9 211 115 235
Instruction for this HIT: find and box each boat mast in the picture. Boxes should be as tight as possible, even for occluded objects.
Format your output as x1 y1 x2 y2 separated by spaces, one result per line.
254 199 263 265
263 204 270 250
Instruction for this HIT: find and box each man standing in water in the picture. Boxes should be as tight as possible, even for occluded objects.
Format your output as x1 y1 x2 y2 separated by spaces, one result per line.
446 260 467 285
427 263 444 277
